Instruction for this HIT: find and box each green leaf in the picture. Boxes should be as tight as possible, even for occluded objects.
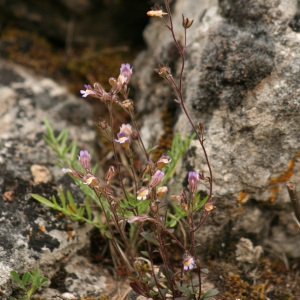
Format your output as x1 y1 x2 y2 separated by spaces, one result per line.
140 232 159 246
31 194 55 209
177 284 192 296
66 191 77 215
31 268 40 277
44 118 55 141
140 251 149 258
58 190 66 209
20 272 31 288
84 197 92 220
10 270 20 283
137 200 150 214
162 133 196 184
52 195 59 207
149 290 158 298
105 231 112 239
200 288 219 299
194 194 209 211
40 277 48 286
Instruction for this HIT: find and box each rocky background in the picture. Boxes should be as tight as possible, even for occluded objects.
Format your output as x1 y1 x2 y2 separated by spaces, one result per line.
133 0 300 297
1 0 300 299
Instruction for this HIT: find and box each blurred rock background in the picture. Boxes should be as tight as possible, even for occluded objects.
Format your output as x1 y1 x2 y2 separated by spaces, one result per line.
0 0 151 92
1 0 300 298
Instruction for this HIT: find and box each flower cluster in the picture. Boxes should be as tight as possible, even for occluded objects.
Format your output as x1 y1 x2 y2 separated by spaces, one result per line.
136 164 169 201
115 124 133 149
69 55 214 298
54 0 216 295
80 63 133 103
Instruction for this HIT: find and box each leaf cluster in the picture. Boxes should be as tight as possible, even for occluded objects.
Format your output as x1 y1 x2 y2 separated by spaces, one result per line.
9 269 48 300
31 189 106 230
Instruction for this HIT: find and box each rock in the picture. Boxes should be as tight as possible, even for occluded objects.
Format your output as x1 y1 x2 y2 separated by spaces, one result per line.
235 238 263 265
0 60 112 298
133 0 300 257
0 0 150 48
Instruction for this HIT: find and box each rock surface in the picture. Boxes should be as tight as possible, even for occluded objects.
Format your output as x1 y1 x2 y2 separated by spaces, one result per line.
0 0 150 48
133 0 300 257
0 60 111 299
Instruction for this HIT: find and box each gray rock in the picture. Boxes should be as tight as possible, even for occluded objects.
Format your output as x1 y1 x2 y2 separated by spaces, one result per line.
0 60 110 298
0 0 150 49
133 0 300 257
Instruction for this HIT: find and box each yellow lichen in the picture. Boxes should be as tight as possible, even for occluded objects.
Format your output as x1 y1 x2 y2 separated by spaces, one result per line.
268 150 300 202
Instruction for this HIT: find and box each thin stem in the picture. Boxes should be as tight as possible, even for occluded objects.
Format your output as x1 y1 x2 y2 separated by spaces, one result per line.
193 211 210 232
157 226 176 297
130 110 150 162
95 191 134 276
138 224 165 299
162 0 213 201
128 154 138 195
107 102 130 202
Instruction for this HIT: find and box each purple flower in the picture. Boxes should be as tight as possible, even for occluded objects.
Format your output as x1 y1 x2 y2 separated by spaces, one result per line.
118 63 133 85
115 132 130 144
188 171 199 195
80 84 96 97
78 150 91 171
149 170 164 188
119 124 133 136
156 155 171 170
137 187 149 200
84 174 100 187
183 256 195 271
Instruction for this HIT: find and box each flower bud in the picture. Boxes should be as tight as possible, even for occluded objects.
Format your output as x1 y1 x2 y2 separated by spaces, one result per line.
133 259 143 271
188 171 199 195
94 82 106 97
99 120 108 130
157 186 168 200
122 99 134 110
156 156 171 170
149 170 164 188
171 194 181 201
182 14 194 29
147 10 168 17
150 202 159 214
181 203 189 212
78 150 91 172
155 65 172 78
109 77 117 87
105 166 115 184
204 202 216 212
62 168 84 179
84 174 101 188
131 130 139 140
198 122 205 134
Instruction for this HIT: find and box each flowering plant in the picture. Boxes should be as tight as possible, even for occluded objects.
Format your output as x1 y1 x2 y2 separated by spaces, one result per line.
32 0 218 299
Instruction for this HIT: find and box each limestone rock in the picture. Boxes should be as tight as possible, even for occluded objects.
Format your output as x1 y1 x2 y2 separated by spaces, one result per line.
0 60 109 298
133 0 300 257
